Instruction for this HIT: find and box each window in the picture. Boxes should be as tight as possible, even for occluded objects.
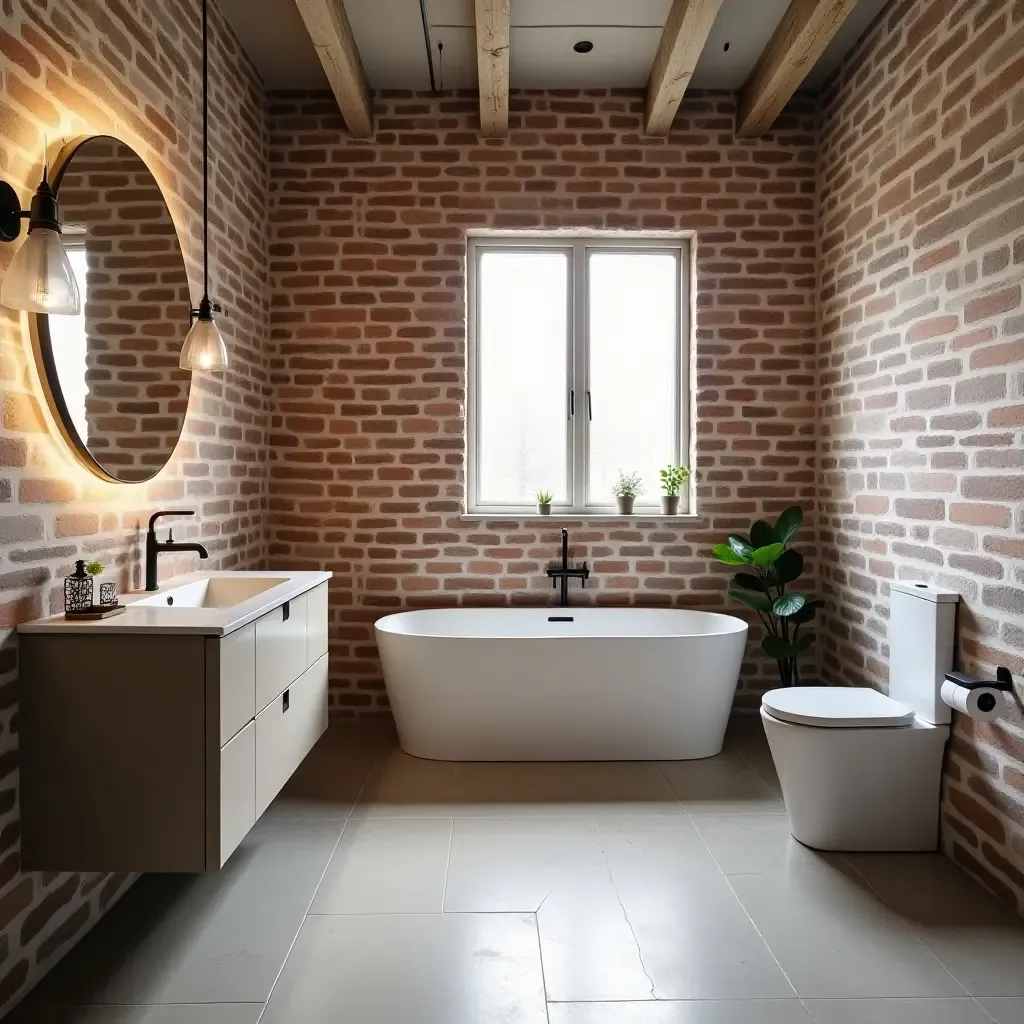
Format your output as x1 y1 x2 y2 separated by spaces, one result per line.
466 235 691 515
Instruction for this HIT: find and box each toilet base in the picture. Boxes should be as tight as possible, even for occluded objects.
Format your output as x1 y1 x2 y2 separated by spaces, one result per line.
761 708 950 852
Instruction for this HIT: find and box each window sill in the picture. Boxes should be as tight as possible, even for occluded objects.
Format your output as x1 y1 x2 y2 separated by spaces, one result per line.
460 513 704 522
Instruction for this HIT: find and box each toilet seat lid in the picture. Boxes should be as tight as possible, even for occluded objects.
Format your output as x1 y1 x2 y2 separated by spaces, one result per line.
762 686 915 728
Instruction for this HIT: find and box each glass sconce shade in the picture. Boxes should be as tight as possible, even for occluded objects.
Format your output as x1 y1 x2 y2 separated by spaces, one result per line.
1 227 81 315
0 178 81 316
180 297 228 371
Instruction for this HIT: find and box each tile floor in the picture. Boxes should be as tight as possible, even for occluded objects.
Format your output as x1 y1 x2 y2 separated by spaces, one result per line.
11 720 1024 1024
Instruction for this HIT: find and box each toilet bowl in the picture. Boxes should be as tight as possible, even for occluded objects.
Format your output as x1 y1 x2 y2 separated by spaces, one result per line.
761 581 959 853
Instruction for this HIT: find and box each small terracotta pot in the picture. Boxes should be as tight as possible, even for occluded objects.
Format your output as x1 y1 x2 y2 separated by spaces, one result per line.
661 495 680 516
616 496 635 515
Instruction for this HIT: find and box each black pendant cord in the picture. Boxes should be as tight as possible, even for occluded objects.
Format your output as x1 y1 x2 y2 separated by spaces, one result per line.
201 0 210 307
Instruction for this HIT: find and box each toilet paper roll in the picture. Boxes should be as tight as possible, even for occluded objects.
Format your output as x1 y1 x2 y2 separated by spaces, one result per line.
940 679 1005 722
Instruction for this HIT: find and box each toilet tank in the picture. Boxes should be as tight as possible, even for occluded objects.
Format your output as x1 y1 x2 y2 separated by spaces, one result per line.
888 581 959 725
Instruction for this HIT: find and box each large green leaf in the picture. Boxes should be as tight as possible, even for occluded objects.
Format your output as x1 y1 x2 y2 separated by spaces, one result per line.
712 543 748 565
749 519 777 549
790 598 823 625
733 571 765 591
774 505 804 545
727 535 754 561
762 635 800 660
772 547 804 585
729 589 773 612
772 593 807 617
794 632 816 651
751 542 785 567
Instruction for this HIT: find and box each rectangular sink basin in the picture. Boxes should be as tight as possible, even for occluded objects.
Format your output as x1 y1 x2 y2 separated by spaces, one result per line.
133 576 289 610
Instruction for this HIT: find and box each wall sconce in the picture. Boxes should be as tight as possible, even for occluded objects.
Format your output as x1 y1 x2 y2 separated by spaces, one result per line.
0 172 82 316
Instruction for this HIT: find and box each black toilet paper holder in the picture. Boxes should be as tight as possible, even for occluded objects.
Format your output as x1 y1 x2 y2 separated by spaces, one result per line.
944 667 1014 691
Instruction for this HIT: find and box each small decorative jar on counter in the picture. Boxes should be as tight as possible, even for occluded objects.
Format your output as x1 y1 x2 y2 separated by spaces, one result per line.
64 561 94 615
99 581 118 608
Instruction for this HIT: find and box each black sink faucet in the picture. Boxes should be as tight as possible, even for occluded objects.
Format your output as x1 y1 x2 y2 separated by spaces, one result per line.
546 528 590 607
145 510 209 591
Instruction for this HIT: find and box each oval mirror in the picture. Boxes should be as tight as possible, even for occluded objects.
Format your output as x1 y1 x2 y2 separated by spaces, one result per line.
33 136 192 483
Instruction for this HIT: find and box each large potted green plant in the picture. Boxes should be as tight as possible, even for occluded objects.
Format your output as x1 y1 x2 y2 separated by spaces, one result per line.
712 505 821 687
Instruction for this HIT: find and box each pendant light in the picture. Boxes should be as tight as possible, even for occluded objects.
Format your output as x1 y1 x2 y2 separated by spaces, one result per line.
0 170 81 315
180 0 229 372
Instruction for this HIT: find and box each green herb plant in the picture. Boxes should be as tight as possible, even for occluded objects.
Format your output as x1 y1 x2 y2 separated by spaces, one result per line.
85 560 105 577
659 465 690 496
712 505 822 687
536 489 554 504
612 471 643 499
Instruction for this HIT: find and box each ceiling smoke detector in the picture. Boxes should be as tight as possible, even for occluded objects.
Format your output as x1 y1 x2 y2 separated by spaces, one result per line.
573 40 593 54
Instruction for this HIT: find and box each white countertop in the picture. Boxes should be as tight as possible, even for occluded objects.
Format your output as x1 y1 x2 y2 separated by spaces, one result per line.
18 570 332 637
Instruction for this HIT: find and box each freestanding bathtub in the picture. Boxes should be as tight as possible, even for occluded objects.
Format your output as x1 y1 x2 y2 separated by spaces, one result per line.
375 608 748 761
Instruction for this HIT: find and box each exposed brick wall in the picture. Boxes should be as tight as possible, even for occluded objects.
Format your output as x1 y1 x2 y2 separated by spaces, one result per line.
818 0 1024 911
267 89 820 716
0 0 269 1012
58 138 192 482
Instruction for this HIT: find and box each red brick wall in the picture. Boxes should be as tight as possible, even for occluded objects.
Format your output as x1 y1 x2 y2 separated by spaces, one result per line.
0 0 269 1010
267 89 820 716
818 0 1024 911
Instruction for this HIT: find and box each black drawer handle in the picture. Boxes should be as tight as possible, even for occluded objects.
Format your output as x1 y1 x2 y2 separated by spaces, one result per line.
282 601 290 621
282 689 290 712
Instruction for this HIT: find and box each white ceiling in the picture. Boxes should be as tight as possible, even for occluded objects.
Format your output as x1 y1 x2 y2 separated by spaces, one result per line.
218 0 891 95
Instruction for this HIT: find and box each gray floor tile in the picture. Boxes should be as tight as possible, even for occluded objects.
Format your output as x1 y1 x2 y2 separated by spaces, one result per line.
978 998 1024 1023
659 753 785 814
26 818 342 1005
261 913 547 1024
845 853 1024 996
598 816 795 999
444 817 653 1000
690 813 820 875
311 816 452 913
9 1006 263 1024
730 856 966 998
803 998 994 1023
549 1000 811 1023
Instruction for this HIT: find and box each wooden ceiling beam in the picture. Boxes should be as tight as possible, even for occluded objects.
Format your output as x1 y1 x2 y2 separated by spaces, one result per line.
645 0 724 136
737 0 857 137
475 0 511 137
293 0 373 138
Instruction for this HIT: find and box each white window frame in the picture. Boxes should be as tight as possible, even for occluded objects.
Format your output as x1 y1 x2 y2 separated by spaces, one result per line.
466 232 692 516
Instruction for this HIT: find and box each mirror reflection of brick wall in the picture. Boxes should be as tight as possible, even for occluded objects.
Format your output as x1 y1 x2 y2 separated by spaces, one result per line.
56 138 192 482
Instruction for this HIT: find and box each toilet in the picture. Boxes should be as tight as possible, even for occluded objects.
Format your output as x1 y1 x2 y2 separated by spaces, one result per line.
761 581 959 852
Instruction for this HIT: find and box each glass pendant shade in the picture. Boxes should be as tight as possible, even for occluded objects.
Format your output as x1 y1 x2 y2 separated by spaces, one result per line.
180 297 228 371
1 226 81 315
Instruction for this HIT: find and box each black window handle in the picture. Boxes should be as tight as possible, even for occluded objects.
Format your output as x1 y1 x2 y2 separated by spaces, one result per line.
282 688 290 712
568 390 574 418
282 601 290 621
586 390 592 421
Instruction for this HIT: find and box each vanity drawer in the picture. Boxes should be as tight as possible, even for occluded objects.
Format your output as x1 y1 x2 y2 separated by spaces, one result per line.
306 582 329 668
218 721 255 867
216 622 256 745
254 654 328 817
255 594 307 710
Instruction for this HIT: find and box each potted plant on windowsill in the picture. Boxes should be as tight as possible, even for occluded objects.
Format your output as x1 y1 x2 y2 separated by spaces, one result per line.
612 470 643 515
659 465 689 516
536 489 553 515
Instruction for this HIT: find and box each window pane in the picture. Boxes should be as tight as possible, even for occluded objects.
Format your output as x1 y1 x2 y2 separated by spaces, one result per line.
587 251 678 505
477 250 569 504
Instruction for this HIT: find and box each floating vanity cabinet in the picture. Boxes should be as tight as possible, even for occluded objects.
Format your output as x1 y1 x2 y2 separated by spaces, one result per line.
19 574 330 873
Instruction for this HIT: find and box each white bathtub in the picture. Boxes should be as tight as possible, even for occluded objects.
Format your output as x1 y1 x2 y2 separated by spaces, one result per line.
375 608 748 761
